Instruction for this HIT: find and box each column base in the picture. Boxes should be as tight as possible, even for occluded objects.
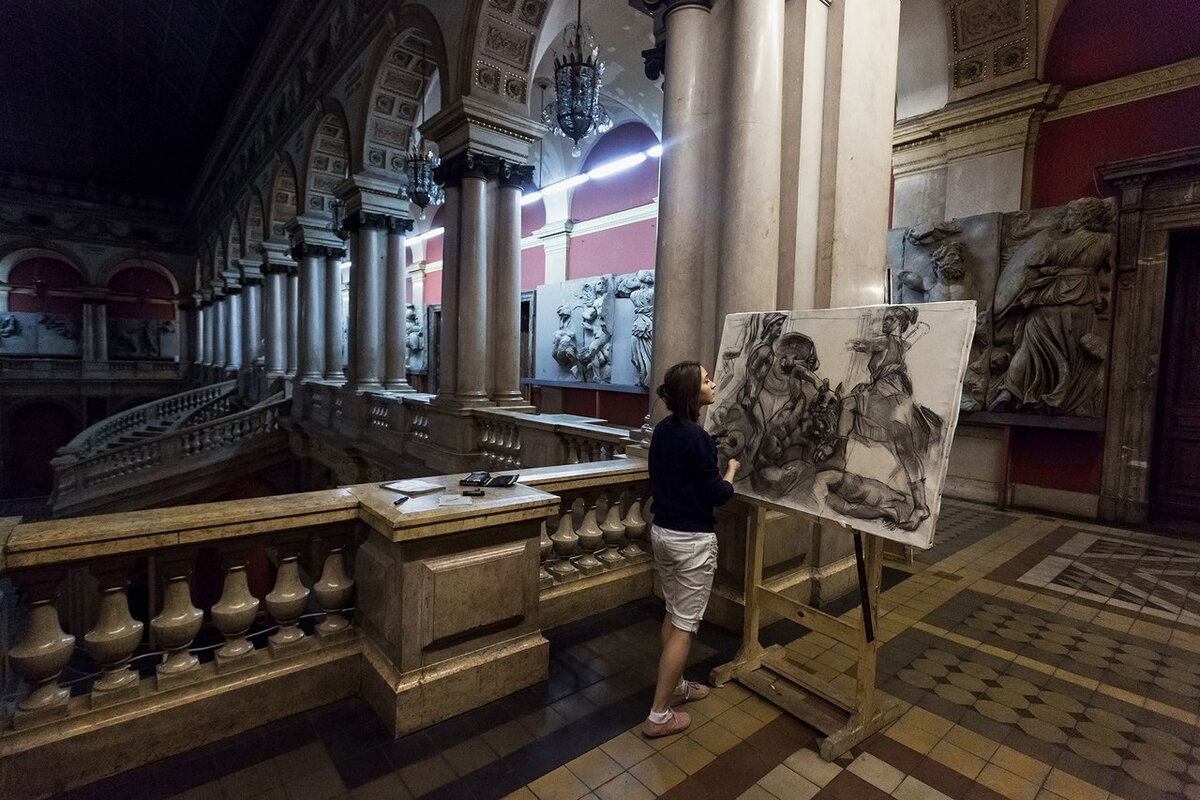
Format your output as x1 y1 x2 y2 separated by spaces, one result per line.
492 392 533 411
384 380 415 393
352 381 384 394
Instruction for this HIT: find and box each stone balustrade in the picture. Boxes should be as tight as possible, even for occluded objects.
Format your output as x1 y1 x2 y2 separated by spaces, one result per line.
51 394 289 517
0 459 652 798
60 380 236 457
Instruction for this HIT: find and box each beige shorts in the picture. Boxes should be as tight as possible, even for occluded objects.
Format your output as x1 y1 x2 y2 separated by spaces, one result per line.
651 525 718 633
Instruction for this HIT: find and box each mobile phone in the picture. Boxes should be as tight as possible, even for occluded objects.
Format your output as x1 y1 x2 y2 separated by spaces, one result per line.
462 488 485 497
486 474 519 487
393 495 410 506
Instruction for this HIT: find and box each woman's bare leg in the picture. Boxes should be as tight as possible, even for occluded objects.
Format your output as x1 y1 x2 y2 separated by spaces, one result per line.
651 619 693 712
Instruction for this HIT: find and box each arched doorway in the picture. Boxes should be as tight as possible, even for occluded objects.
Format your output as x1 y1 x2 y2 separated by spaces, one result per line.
5 402 79 496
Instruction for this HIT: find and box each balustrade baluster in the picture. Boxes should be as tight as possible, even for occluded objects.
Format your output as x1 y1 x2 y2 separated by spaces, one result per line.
599 502 627 567
150 557 203 688
574 504 605 576
84 562 144 706
547 514 581 582
8 571 74 728
538 519 554 590
566 438 581 464
265 541 311 654
210 550 261 671
313 541 355 640
621 493 649 560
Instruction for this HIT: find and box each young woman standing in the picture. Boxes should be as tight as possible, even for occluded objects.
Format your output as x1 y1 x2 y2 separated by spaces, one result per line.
644 361 740 737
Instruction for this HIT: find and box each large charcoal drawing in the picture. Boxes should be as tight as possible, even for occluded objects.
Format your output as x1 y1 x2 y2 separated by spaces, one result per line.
706 302 976 548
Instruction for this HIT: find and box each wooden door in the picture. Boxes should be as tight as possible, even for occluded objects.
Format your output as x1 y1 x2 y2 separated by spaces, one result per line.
1152 230 1200 522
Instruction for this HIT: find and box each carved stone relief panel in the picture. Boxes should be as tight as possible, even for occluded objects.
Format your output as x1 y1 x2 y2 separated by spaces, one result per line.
405 302 426 373
535 274 617 385
888 197 1117 417
948 0 1036 102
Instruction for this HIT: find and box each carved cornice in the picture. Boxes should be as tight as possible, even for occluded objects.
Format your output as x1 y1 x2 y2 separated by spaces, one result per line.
1046 56 1200 122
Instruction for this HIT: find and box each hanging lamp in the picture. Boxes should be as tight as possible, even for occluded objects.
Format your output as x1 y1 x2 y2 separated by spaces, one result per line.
405 43 444 219
543 0 612 157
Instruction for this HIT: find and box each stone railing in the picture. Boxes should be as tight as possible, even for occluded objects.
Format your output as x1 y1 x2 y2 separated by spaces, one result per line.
51 396 289 516
168 386 241 431
479 416 522 470
0 357 183 379
1 459 651 798
61 380 236 457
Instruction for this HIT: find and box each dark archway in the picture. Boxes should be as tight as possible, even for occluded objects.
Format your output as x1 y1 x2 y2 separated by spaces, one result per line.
6 402 79 496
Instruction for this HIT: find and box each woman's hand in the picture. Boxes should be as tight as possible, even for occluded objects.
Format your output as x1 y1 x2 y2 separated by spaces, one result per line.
724 459 741 483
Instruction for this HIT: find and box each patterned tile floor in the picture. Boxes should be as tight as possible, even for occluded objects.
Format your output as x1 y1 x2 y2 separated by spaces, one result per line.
55 501 1200 799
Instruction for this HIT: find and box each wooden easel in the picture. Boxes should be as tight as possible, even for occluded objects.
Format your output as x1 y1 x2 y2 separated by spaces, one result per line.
711 504 900 761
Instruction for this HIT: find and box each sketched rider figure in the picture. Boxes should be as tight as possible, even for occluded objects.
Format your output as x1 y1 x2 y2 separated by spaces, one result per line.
644 361 740 737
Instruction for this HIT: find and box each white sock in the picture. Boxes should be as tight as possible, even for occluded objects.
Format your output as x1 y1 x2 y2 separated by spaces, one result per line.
648 708 672 724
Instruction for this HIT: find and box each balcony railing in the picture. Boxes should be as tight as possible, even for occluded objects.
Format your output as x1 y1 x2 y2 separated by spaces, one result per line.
0 459 651 798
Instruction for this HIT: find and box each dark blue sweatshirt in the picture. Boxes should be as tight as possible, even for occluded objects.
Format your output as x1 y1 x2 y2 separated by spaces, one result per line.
649 415 735 532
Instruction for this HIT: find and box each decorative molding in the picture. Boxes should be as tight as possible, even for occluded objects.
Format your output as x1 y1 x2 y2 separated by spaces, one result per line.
1045 56 1200 122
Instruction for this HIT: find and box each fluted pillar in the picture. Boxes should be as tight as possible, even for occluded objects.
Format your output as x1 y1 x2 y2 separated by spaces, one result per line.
344 213 388 392
456 154 491 405
647 0 715 415
323 249 346 382
492 160 533 406
226 289 243 370
294 245 326 381
286 267 299 376
264 266 287 377
715 0 785 343
384 218 414 392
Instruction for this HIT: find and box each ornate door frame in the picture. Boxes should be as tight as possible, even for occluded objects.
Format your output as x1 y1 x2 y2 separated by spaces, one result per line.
1099 147 1200 524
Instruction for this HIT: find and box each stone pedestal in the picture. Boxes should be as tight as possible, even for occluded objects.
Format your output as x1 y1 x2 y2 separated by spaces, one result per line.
354 476 556 736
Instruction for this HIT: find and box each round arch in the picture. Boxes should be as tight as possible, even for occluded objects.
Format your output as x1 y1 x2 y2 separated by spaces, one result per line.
304 101 353 216
266 154 300 241
459 0 554 112
359 6 451 176
0 244 87 285
243 189 267 254
96 254 181 295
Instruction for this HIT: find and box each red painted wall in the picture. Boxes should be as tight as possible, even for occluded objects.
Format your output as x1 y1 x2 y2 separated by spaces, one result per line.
1009 428 1105 495
106 267 176 320
571 123 660 222
7 257 82 314
522 197 546 237
567 219 658 280
521 246 545 291
1032 87 1200 207
561 388 648 428
424 268 442 305
1044 0 1200 88
423 205 447 264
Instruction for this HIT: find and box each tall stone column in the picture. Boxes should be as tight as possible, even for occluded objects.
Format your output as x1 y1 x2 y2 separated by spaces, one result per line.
384 218 414 392
492 160 533 406
293 245 326 382
323 249 346 382
212 294 227 369
344 213 387 392
455 153 492 406
240 265 263 368
264 266 287 377
80 289 106 361
435 182 461 402
715 0 785 340
286 266 299 377
201 300 214 365
645 0 716 415
192 295 205 365
177 295 194 365
225 289 243 370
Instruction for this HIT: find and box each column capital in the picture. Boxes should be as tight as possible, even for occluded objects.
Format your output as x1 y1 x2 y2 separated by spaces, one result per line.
342 210 414 234
422 95 545 163
289 241 345 261
80 287 108 305
436 150 509 186
261 238 298 272
286 213 346 257
642 42 666 82
498 160 536 191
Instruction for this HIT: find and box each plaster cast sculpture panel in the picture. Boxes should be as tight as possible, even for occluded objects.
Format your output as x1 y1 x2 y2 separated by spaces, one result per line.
535 275 616 384
706 303 976 548
108 319 178 359
405 303 426 373
887 197 1116 417
0 311 81 356
615 270 654 388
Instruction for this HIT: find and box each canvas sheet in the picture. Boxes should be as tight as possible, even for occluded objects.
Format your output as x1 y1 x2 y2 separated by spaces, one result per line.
705 302 976 548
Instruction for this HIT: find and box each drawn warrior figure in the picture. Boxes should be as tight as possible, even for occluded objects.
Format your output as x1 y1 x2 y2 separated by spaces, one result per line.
989 198 1114 416
737 312 786 411
842 306 943 531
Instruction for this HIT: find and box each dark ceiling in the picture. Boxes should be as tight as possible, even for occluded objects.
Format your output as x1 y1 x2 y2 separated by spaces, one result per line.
0 0 277 209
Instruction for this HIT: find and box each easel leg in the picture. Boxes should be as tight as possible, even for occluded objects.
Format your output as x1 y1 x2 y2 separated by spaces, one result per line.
711 505 766 686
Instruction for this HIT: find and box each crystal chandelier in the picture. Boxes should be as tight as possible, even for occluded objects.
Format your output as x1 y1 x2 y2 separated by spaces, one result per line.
543 0 613 157
405 44 444 219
